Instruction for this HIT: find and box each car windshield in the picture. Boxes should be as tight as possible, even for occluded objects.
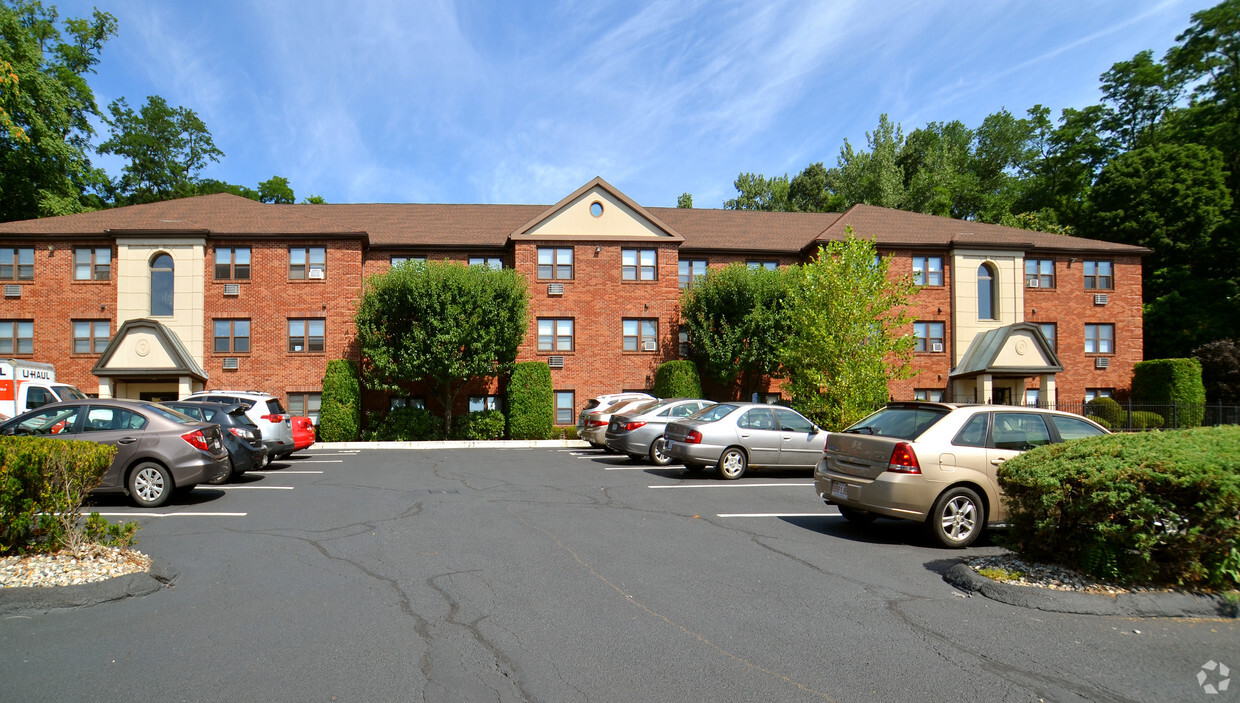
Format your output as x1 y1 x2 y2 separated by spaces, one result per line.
148 403 198 423
60 386 88 400
844 406 950 440
628 400 663 414
689 403 738 422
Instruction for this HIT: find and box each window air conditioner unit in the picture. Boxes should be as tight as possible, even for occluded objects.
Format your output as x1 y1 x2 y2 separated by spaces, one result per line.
1094 293 1108 305
223 283 240 296
223 357 239 370
4 285 20 298
547 356 564 369
1095 357 1110 369
1026 279 1039 288
547 283 564 296
642 340 657 352
308 269 325 279
931 342 944 353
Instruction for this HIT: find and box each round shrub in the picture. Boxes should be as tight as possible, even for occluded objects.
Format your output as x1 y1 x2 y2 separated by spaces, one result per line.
365 407 441 441
653 360 702 399
1086 415 1113 430
450 410 506 440
998 426 1240 589
1127 410 1165 430
507 362 554 439
1084 397 1123 426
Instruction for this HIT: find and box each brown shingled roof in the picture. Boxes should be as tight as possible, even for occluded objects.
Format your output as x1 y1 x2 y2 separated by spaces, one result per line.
278 203 544 248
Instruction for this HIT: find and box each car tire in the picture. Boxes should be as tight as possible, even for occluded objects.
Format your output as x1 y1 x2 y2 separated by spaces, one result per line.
717 447 747 480
129 462 174 508
838 506 877 524
648 437 673 466
928 486 984 548
207 457 235 485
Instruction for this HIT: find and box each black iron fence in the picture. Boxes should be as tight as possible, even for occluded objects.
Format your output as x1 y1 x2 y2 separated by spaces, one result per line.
923 398 1240 432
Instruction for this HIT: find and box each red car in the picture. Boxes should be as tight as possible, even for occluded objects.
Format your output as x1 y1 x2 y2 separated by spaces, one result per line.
292 416 316 451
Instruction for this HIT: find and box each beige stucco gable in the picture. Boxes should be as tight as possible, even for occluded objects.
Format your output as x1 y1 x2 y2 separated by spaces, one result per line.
990 328 1055 370
100 329 179 371
510 177 683 242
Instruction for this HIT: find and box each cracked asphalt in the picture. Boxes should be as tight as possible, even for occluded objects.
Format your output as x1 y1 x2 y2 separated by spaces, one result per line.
1 447 1235 702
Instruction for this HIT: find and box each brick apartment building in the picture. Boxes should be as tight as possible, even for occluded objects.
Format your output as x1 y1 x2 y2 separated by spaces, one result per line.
0 177 1145 425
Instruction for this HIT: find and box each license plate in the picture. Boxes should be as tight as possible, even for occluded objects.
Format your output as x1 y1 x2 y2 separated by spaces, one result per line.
830 481 849 500
665 439 674 451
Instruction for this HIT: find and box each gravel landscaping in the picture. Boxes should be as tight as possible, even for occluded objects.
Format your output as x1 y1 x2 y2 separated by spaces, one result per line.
0 548 151 589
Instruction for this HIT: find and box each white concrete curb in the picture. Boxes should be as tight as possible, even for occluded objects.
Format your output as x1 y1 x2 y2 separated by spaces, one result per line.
311 440 592 450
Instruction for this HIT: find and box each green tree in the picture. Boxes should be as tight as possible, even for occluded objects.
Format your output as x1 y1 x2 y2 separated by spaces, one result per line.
302 194 327 204
898 120 976 218
319 359 360 442
834 113 906 209
258 175 294 204
679 263 791 399
355 260 529 435
676 192 692 208
0 0 116 221
724 172 789 210
788 162 842 212
779 231 916 430
1099 50 1179 151
194 178 259 200
97 94 223 204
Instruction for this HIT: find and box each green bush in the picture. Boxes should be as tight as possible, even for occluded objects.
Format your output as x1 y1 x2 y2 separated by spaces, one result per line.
998 426 1240 589
1127 410 1165 430
1132 358 1206 427
653 360 702 399
1086 415 1113 430
0 437 122 555
1084 397 1123 426
364 407 442 441
558 425 579 440
507 362 554 439
320 359 361 442
451 410 506 440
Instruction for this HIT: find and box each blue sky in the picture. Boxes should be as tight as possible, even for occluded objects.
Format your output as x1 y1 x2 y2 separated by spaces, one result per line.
57 0 1211 208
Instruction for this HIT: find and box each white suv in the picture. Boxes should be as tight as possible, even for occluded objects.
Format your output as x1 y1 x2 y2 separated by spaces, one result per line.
181 390 295 462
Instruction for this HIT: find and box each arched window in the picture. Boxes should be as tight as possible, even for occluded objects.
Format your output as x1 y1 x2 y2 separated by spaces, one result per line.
977 263 997 320
151 253 174 316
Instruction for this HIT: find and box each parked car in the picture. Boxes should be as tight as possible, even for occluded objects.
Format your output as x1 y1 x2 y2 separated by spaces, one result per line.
815 402 1109 548
161 400 268 483
663 402 827 479
577 392 654 448
291 416 316 451
181 390 294 463
580 397 661 449
0 399 230 508
604 398 714 464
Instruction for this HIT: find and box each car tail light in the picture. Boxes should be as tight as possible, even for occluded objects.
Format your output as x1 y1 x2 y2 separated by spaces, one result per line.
229 427 257 441
624 421 646 431
587 419 608 427
261 414 286 423
182 429 210 452
684 430 703 444
887 442 921 474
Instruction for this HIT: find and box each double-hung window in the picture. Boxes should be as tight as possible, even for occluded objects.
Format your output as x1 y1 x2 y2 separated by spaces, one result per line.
290 247 326 279
679 259 707 288
0 320 33 354
537 247 573 280
1084 261 1112 289
288 393 322 424
1038 323 1057 351
288 318 326 353
912 256 943 286
622 249 656 281
74 248 111 280
623 319 657 352
391 255 426 266
537 318 573 352
468 395 502 412
1025 259 1054 288
747 260 778 271
913 321 946 353
0 248 34 281
213 319 251 353
1085 324 1113 354
555 391 575 425
72 320 110 354
468 256 503 270
215 247 251 279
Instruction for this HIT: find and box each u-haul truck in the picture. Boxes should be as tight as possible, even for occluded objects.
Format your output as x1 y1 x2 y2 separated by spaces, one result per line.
0 359 87 420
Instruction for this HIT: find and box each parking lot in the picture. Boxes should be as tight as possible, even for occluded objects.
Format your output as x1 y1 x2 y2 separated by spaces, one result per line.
2 447 1235 702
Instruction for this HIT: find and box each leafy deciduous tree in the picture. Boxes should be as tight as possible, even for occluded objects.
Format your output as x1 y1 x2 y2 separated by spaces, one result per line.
97 94 223 204
258 175 294 204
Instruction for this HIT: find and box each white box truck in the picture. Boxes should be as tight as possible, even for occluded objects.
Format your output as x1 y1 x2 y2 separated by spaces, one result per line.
0 359 87 420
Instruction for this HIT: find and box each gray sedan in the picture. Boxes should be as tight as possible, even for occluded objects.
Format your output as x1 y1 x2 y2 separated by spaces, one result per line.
603 398 714 465
663 403 827 479
0 399 230 508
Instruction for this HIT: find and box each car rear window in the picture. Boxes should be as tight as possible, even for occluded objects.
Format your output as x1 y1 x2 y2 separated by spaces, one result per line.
149 404 196 423
690 403 738 422
844 406 949 440
265 399 286 415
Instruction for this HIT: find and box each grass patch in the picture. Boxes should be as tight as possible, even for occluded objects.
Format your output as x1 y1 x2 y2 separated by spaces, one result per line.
977 567 1025 582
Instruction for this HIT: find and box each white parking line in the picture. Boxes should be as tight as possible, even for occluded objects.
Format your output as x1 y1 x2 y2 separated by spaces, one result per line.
717 512 836 518
90 512 248 518
648 482 815 489
302 452 357 455
213 485 295 490
250 470 323 474
605 466 680 471
291 460 343 463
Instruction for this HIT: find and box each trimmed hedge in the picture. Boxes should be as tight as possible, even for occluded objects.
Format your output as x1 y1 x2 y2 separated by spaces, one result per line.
507 362 554 439
998 426 1240 589
1131 358 1206 428
1128 410 1165 430
320 359 361 442
451 410 506 440
0 437 122 554
653 360 702 399
1085 397 1123 426
363 407 441 441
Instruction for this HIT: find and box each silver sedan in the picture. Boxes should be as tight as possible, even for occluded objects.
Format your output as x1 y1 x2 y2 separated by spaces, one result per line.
603 398 714 464
663 403 827 479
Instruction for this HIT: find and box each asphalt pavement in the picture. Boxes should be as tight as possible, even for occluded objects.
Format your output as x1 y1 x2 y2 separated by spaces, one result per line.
1 446 1235 702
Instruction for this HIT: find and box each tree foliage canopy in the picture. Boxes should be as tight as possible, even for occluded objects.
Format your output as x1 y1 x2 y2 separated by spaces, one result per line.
355 260 529 434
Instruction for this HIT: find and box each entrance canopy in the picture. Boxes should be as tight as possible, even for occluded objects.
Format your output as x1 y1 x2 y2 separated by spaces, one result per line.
92 318 207 400
950 323 1062 379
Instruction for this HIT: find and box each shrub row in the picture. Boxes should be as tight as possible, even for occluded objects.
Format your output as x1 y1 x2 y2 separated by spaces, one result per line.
1084 397 1165 430
998 426 1240 589
363 408 507 441
0 437 129 555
